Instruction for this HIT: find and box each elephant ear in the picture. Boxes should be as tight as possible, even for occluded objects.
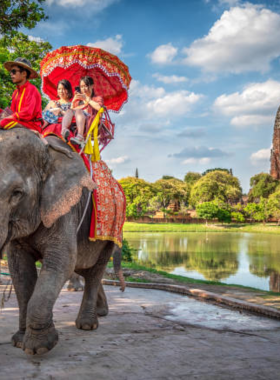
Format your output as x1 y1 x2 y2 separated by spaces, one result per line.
40 136 96 228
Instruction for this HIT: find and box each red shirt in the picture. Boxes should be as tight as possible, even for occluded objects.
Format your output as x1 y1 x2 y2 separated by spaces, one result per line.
0 81 42 133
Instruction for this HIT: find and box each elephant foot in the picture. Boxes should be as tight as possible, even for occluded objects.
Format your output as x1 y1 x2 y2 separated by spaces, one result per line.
76 314 99 330
67 283 84 292
97 305 108 317
22 323 58 355
12 330 25 348
67 274 84 292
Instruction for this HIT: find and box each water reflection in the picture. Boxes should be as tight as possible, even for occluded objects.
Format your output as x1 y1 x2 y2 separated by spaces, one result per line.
124 232 280 291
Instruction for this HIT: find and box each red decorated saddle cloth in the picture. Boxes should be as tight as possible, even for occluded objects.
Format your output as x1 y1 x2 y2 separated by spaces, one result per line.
87 160 126 247
42 117 125 247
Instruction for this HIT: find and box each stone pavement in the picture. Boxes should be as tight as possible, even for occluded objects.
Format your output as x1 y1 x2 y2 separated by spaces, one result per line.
105 268 280 315
1 285 280 380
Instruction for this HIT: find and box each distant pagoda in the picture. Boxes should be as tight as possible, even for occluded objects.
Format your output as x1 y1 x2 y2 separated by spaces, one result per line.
270 106 280 179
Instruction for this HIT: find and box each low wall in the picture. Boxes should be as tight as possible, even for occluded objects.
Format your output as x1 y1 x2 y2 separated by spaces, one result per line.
126 217 279 224
126 216 206 224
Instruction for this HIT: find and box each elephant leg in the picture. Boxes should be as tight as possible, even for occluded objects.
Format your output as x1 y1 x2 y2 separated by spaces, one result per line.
67 272 84 292
76 242 114 330
23 243 76 355
96 283 108 317
7 242 38 349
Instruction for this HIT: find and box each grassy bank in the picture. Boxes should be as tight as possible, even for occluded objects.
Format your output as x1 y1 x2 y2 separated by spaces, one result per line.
124 222 280 234
107 261 280 295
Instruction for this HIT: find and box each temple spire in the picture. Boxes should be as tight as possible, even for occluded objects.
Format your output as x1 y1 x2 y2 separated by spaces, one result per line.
270 106 280 179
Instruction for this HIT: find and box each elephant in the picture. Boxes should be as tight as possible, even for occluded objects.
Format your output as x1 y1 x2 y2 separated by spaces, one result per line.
0 128 123 355
67 245 126 292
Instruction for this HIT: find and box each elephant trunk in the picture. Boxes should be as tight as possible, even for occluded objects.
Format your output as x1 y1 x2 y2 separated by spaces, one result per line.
0 214 11 259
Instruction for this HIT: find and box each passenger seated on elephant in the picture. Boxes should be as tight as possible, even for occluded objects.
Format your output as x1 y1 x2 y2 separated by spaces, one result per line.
43 79 73 129
61 76 103 146
0 57 42 132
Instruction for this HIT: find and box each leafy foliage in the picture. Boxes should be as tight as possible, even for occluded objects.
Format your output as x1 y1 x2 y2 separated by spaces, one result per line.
189 170 242 207
196 202 219 223
249 173 279 201
217 207 232 223
119 177 157 218
154 178 190 208
244 198 270 223
0 0 47 35
202 168 232 176
121 238 135 262
184 171 201 187
267 190 280 222
0 32 52 109
231 211 245 223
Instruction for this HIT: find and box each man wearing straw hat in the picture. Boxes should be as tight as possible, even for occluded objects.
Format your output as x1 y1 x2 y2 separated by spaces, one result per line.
0 57 42 133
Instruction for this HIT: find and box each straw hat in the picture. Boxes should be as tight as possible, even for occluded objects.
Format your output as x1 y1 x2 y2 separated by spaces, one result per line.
4 57 38 79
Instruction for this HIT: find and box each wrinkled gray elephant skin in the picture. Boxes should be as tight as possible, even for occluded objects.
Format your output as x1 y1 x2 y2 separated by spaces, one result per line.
0 129 117 355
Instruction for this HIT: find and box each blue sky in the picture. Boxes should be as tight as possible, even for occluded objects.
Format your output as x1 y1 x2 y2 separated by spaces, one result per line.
24 0 280 192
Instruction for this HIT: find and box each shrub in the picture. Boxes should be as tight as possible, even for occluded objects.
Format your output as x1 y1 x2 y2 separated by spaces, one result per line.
121 238 135 262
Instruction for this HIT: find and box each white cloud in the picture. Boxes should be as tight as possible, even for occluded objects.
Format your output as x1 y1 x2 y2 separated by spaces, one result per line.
230 115 273 127
213 80 280 127
250 148 271 165
153 73 188 84
28 35 44 43
130 80 165 100
177 128 206 138
148 43 178 64
147 91 203 117
87 35 123 55
47 0 118 9
182 158 211 165
113 79 203 139
170 146 230 159
106 156 129 164
183 4 280 73
218 0 239 5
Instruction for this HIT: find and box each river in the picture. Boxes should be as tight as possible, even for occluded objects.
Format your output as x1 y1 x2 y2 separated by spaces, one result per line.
124 232 280 291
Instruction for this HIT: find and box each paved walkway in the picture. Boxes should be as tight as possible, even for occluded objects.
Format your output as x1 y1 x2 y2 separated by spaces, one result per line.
1 285 280 380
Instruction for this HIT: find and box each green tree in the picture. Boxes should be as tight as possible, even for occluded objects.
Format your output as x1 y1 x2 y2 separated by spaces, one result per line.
267 190 280 224
202 168 232 176
119 177 157 218
196 202 219 225
190 170 242 207
135 168 139 178
217 207 232 223
231 211 245 222
0 32 52 108
184 171 201 187
0 0 47 35
155 178 190 209
244 199 270 223
249 173 279 201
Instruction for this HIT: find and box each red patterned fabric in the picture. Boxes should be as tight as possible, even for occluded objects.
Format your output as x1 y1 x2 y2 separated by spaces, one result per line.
43 124 126 247
40 45 132 112
43 122 63 137
82 158 126 248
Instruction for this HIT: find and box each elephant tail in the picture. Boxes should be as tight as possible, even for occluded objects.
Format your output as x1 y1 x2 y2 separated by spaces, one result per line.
117 268 126 292
113 244 126 292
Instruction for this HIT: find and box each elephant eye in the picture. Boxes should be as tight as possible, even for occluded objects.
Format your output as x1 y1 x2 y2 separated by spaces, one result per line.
10 189 23 202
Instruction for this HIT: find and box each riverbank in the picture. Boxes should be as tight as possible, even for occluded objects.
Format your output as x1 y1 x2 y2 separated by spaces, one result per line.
2 259 280 319
106 262 280 317
124 222 280 234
